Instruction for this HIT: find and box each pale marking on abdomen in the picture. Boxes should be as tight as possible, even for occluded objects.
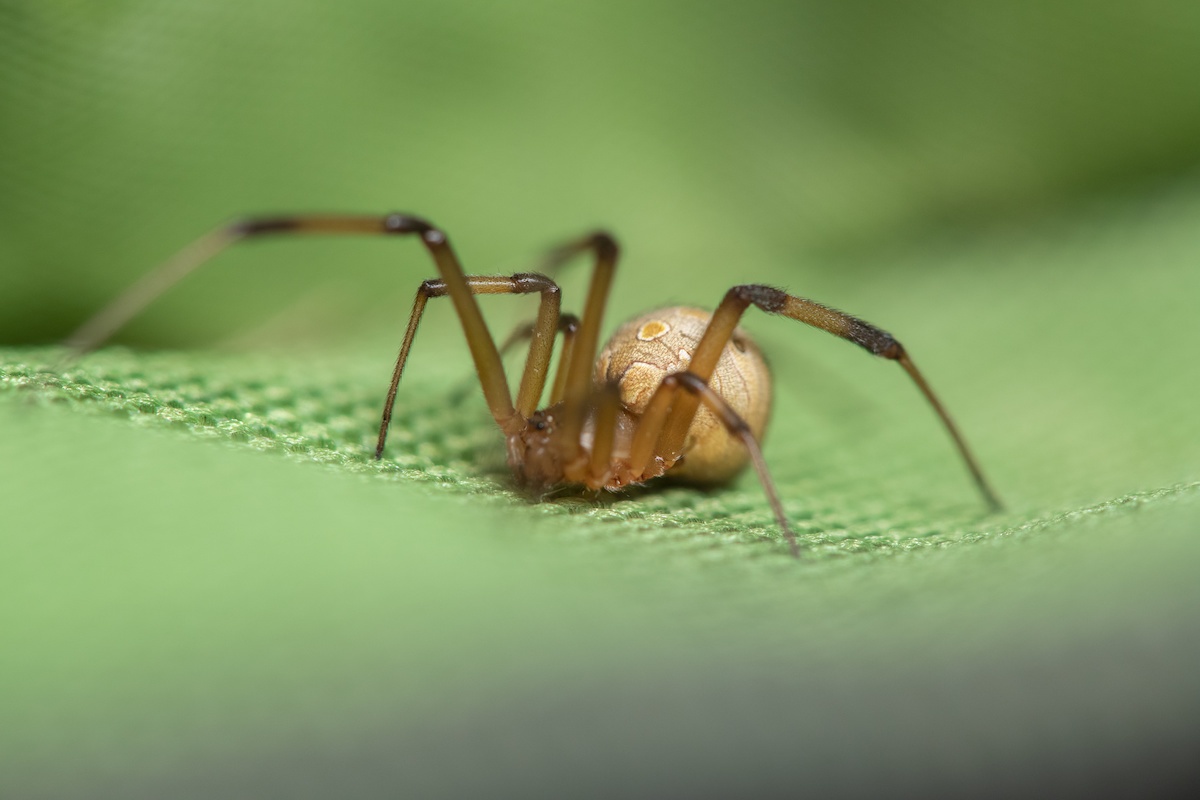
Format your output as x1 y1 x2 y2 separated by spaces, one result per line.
637 320 671 341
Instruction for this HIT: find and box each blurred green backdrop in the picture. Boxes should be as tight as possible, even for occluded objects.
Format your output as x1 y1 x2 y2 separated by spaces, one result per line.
4 0 1200 345
3 1 1200 797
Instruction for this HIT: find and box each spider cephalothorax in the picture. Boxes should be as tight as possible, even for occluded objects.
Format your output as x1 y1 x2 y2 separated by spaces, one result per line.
66 212 1001 557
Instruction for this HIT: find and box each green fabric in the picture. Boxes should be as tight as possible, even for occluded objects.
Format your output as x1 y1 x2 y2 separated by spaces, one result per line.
3 1 1200 796
5 183 1200 796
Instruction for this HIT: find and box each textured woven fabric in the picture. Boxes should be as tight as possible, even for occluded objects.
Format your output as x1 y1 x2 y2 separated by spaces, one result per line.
5 185 1200 794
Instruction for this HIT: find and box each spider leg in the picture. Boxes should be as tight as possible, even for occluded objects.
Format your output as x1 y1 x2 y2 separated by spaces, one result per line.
656 284 1002 512
587 381 623 482
491 312 582 407
494 314 579 360
63 213 519 427
446 314 579 406
675 373 800 557
375 273 562 459
547 314 580 405
492 304 583 408
534 232 619 462
624 371 798 556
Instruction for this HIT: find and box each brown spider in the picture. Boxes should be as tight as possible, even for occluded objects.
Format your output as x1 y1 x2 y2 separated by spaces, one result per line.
66 213 1002 557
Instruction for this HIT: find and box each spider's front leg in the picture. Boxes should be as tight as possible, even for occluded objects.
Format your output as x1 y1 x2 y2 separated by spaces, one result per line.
64 212 534 433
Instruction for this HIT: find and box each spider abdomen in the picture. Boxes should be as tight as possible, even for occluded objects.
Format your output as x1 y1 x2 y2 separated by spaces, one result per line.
595 306 773 485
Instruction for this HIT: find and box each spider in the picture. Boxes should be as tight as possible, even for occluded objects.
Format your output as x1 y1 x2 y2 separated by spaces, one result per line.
66 213 1002 557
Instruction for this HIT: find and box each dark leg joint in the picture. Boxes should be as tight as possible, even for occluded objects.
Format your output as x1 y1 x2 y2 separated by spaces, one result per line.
418 278 448 298
877 338 905 360
384 213 442 244
588 232 619 261
729 284 788 313
846 318 903 359
512 272 561 295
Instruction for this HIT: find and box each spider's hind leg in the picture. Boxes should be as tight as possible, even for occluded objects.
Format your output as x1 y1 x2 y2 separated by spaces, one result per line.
626 370 799 557
658 284 1002 512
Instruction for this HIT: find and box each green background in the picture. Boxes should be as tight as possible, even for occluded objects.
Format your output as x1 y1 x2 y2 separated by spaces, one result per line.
3 1 1199 796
